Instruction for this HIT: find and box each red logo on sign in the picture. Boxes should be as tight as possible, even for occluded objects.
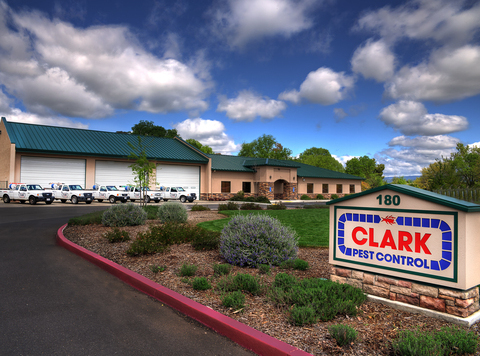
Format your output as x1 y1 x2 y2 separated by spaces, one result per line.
382 215 396 225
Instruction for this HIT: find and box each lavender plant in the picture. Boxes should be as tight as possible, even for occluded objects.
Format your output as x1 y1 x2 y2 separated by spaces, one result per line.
219 214 298 267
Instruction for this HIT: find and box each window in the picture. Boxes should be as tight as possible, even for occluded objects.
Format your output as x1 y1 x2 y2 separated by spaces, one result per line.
221 181 231 193
350 184 355 194
242 182 251 193
336 184 343 194
322 184 328 194
307 183 313 194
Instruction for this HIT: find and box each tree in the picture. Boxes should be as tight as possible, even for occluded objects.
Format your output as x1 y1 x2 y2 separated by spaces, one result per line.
418 143 480 190
131 120 179 138
345 156 385 190
186 139 214 154
128 136 156 206
238 134 292 160
296 147 345 172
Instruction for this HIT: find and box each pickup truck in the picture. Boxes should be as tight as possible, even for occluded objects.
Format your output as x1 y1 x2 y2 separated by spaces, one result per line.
117 185 141 202
158 186 197 203
125 186 163 203
49 184 94 204
91 185 128 203
1 183 54 205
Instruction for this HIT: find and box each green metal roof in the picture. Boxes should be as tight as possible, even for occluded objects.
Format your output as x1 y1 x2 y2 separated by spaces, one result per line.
327 184 480 212
243 158 301 168
3 118 208 163
207 153 364 180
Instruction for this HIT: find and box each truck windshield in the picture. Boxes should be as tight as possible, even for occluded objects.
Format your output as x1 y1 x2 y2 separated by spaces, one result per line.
69 185 84 190
106 186 118 191
27 185 43 190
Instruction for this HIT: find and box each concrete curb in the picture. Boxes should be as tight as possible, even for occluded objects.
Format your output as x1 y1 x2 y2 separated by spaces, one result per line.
56 224 312 356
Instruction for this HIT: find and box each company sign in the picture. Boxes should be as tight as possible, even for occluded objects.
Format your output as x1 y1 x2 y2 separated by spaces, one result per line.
333 205 458 283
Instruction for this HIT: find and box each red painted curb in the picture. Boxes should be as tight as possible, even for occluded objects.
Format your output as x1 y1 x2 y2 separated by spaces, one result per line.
56 224 313 356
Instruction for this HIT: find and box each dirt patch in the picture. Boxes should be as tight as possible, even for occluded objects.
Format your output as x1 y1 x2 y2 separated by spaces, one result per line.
63 210 480 355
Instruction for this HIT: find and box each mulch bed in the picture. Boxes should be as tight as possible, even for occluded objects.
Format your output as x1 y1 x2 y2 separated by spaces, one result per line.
63 211 480 355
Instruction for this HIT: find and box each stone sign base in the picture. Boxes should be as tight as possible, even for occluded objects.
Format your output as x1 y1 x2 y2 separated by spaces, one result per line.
330 266 479 318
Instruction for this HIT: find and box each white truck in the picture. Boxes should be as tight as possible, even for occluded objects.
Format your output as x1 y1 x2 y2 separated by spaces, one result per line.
91 185 128 203
158 186 197 203
49 184 94 204
1 183 54 205
122 186 163 203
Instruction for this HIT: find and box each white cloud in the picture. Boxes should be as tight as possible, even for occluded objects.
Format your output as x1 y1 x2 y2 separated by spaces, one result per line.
379 101 468 136
173 118 241 154
470 141 480 148
356 0 480 46
279 67 354 105
217 90 286 122
377 134 460 176
351 39 395 82
385 45 480 102
333 154 356 167
0 3 210 119
2 108 88 129
210 0 315 48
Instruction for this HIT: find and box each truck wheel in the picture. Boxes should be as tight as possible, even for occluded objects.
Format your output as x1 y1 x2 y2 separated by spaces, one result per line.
86 201 92 204
97 199 103 203
109 196 116 204
29 196 37 205
180 196 187 203
71 196 78 204
61 199 67 203
3 195 10 203
144 195 151 203
121 199 127 203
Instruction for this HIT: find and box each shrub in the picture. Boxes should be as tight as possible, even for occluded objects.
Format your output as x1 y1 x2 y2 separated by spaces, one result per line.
149 265 166 273
191 230 220 251
266 202 286 210
300 194 311 200
240 203 262 210
331 194 339 200
293 258 309 270
392 327 478 356
279 259 295 269
329 324 358 346
259 264 271 275
180 263 197 277
192 277 212 290
213 264 232 276
273 273 297 290
191 204 210 211
220 214 298 267
218 202 239 211
217 273 263 295
229 191 245 201
157 202 188 223
143 205 160 219
254 196 270 204
288 305 317 326
102 203 147 227
316 194 324 200
222 291 245 310
103 227 131 243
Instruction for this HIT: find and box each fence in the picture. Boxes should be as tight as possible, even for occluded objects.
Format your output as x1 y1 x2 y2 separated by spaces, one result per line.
434 188 480 204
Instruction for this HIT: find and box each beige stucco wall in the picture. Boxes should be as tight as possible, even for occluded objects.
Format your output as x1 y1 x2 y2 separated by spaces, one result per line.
298 178 361 196
329 188 480 290
0 119 15 185
211 171 256 194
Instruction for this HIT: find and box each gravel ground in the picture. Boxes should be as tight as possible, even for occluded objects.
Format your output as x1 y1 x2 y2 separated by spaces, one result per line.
63 211 480 355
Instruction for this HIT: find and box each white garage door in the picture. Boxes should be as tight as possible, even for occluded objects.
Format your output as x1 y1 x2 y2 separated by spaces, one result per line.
156 164 200 197
20 156 86 188
95 161 137 186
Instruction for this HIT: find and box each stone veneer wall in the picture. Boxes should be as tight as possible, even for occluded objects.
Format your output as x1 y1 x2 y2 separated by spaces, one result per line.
331 266 480 318
258 182 274 200
283 182 297 200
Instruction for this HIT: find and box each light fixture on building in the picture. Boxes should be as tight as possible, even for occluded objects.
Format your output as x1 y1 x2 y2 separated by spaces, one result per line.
303 178 305 182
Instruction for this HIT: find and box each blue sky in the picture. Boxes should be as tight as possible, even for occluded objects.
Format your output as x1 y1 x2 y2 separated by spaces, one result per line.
1 0 479 177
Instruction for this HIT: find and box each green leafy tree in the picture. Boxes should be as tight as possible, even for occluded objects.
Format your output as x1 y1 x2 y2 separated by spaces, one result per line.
238 134 292 160
345 156 385 190
131 120 179 138
128 136 156 206
186 138 214 154
296 147 345 172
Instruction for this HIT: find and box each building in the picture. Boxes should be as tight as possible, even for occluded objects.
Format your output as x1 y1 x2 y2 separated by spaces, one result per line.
0 117 363 200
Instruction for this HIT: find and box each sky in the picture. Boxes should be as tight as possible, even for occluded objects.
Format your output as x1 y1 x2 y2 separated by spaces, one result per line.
1 0 479 177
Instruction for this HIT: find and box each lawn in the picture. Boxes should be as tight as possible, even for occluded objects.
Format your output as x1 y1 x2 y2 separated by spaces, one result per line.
198 209 330 248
